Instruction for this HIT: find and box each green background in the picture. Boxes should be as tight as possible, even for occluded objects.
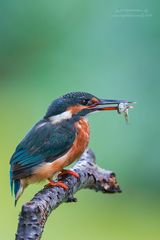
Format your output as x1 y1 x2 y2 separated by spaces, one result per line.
0 1 159 239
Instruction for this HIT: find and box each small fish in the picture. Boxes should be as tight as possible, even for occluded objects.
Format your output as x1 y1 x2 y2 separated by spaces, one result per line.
117 102 134 123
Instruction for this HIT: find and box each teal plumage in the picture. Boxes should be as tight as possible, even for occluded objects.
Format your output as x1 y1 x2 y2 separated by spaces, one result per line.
10 119 76 202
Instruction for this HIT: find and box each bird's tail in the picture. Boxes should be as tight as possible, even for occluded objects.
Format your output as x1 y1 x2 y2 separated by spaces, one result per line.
14 179 24 206
10 170 24 206
10 170 14 196
10 178 24 206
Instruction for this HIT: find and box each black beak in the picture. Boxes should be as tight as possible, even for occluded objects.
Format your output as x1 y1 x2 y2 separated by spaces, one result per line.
98 99 133 105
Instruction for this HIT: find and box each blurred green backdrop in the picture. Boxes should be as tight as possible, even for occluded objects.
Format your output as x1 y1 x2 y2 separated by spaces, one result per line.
0 0 159 239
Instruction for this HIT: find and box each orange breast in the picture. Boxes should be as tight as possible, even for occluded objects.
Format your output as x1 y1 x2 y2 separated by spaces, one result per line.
55 117 90 168
29 118 90 183
71 118 90 162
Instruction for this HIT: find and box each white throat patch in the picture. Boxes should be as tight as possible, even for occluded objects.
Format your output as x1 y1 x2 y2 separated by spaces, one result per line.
49 110 72 124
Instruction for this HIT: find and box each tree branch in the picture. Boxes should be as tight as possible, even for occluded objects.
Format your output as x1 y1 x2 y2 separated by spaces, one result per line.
16 149 121 240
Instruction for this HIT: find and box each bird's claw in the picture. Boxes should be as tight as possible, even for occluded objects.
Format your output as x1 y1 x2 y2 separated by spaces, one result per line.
44 180 68 190
58 169 79 179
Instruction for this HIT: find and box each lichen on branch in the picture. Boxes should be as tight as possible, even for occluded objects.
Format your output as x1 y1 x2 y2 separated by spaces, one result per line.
16 148 121 240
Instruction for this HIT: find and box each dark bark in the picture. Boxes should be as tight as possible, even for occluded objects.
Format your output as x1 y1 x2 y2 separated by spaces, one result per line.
16 149 121 240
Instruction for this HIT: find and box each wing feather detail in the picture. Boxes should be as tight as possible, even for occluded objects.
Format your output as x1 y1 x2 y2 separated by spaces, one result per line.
10 120 76 181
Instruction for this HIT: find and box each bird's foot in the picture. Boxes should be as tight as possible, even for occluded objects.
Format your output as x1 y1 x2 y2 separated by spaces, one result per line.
58 169 79 178
44 180 68 190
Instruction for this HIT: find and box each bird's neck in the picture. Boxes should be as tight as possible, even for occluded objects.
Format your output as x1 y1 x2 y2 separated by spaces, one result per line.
47 110 88 125
48 110 72 124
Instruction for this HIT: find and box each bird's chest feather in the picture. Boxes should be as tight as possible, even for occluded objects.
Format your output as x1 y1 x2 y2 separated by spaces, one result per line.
73 118 90 159
57 118 90 167
31 118 90 182
50 118 90 170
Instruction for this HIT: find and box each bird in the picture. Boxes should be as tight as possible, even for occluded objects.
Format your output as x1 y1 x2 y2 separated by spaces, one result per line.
10 92 131 205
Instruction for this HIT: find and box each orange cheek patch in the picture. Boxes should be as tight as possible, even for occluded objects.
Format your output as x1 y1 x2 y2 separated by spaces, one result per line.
68 105 86 114
68 98 100 114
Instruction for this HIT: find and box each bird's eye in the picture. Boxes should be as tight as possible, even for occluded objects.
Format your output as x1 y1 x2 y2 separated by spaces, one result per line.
81 99 90 105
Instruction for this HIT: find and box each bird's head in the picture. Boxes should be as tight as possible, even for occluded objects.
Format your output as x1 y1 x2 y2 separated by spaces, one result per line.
45 92 133 123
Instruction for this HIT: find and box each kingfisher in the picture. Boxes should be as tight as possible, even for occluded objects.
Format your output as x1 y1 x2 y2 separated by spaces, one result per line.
10 92 132 205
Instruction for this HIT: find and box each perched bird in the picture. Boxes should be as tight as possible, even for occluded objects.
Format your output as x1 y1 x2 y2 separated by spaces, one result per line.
10 92 131 205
